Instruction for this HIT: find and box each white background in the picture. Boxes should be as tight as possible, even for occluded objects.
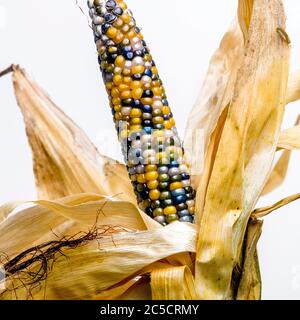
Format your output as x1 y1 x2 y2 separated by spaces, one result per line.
0 0 299 300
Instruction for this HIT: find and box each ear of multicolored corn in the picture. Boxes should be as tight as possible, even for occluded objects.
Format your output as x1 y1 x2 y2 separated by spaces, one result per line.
87 0 196 225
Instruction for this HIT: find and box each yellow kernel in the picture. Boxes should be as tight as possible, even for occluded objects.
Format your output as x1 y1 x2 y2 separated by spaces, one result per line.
132 88 143 100
189 207 195 214
107 27 118 39
141 97 152 105
131 80 142 89
123 76 132 85
152 87 163 96
170 182 183 191
152 80 160 87
164 120 173 130
120 90 132 99
162 106 171 115
105 82 113 91
122 13 131 24
145 171 159 181
112 97 121 105
113 74 123 86
127 30 136 40
164 206 177 215
119 129 128 139
118 83 130 92
147 180 159 190
111 88 120 98
137 174 146 184
131 117 142 125
114 112 122 121
145 165 157 172
156 152 167 160
115 32 124 44
130 125 142 131
144 54 152 62
118 1 127 10
151 66 158 74
130 108 142 118
132 65 145 74
169 118 176 126
114 105 121 112
149 189 161 200
122 68 131 76
137 33 144 40
115 56 125 67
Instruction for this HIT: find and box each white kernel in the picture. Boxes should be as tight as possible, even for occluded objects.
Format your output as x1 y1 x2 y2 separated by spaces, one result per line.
152 101 163 110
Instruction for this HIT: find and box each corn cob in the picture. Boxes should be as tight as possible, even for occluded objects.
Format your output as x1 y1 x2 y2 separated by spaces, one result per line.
88 0 196 225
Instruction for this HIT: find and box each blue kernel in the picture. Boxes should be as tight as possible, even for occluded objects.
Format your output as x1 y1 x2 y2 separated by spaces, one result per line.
133 100 142 108
181 173 190 180
141 105 152 113
170 161 180 168
144 69 153 77
178 210 190 217
106 0 117 10
179 216 194 223
140 191 149 200
143 127 152 134
124 51 134 60
142 90 154 98
105 13 117 23
101 23 111 34
113 7 123 15
173 195 187 205
171 188 186 197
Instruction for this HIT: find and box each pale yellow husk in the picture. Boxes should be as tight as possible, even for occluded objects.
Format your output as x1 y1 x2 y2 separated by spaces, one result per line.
278 125 300 150
12 66 135 204
194 0 290 299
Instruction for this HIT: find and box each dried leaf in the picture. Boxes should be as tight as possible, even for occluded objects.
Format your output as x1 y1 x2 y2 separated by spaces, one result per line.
252 193 300 218
151 266 197 300
1 222 197 300
286 70 300 104
236 219 262 300
278 125 300 150
261 150 291 195
12 66 135 204
0 194 148 260
195 0 290 300
262 116 299 194
184 19 244 186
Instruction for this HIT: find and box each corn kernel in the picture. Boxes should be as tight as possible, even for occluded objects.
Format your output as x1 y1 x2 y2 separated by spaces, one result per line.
164 206 177 215
145 171 159 181
149 189 160 200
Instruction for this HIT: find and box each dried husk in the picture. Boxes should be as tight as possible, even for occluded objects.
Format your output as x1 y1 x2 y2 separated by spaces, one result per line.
252 193 300 219
0 215 196 300
236 219 262 300
151 266 197 300
261 150 291 195
262 116 299 195
195 0 290 299
184 20 244 194
278 125 300 150
287 70 300 104
12 66 135 204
